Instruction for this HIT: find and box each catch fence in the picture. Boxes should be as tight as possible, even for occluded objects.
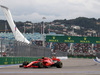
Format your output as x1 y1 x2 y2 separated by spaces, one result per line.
0 39 52 57
1 39 100 58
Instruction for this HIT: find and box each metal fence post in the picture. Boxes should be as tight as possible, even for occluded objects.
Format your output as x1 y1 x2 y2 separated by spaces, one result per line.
1 39 3 57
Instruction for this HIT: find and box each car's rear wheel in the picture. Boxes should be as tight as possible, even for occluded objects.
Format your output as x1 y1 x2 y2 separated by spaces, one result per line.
38 62 43 68
56 61 63 68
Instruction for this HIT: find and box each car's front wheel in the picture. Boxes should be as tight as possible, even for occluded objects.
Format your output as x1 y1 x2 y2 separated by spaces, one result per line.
19 61 29 68
38 62 43 68
56 61 63 68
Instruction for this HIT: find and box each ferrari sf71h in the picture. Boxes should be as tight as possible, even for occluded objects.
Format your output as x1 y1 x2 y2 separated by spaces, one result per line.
19 57 63 68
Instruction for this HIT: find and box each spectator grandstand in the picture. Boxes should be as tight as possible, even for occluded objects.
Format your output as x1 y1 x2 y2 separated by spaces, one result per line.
0 32 100 57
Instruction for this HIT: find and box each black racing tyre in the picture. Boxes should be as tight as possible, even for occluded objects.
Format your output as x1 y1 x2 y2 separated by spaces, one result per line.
38 62 43 68
23 61 29 66
56 61 63 68
19 65 23 67
44 66 49 68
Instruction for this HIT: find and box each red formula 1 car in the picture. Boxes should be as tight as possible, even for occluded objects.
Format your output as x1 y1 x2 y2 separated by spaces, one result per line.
19 56 63 68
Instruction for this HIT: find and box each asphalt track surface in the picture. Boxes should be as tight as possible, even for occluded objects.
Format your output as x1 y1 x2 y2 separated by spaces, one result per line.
0 58 100 75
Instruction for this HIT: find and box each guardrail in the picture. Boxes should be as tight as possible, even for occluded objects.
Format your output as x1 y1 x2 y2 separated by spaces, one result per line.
0 57 41 65
68 55 96 59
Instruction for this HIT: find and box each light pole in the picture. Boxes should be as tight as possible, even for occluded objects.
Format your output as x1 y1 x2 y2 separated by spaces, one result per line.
70 27 74 55
32 23 34 34
5 22 7 39
42 17 46 47
41 23 42 34
24 23 25 33
49 24 50 34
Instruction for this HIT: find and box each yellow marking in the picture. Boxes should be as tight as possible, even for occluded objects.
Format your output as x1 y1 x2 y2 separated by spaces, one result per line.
84 37 86 40
64 40 74 43
4 62 8 64
11 62 13 64
5 58 7 61
53 37 55 39
68 37 71 40
96 41 100 43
